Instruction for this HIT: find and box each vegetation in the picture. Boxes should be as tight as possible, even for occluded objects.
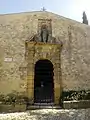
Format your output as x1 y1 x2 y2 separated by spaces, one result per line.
0 92 28 104
62 90 90 101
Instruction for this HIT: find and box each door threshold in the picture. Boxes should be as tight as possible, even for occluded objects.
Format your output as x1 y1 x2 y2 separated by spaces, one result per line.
27 104 62 110
34 103 54 106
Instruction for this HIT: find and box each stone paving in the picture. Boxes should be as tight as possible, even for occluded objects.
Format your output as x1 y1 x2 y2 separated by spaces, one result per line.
0 109 90 120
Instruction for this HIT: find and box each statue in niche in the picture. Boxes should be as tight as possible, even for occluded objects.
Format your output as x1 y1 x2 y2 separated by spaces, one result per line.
40 25 49 42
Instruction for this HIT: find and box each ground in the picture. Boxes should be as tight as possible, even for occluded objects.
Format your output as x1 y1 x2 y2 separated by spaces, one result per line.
0 109 90 120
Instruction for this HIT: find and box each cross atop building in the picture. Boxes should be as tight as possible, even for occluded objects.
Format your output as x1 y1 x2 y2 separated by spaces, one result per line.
41 7 46 11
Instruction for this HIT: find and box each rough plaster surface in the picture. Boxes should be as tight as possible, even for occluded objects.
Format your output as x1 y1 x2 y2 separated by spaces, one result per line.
0 11 90 96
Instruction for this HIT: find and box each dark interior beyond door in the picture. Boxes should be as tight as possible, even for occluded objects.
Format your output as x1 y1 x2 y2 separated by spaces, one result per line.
34 59 54 104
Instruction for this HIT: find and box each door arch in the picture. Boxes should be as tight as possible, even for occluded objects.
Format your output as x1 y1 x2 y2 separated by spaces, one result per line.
34 59 54 103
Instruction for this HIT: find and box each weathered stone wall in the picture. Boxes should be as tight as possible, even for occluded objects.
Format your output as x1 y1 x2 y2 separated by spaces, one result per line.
0 11 90 98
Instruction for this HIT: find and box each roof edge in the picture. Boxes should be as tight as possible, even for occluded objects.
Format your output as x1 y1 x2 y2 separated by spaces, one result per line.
0 10 89 27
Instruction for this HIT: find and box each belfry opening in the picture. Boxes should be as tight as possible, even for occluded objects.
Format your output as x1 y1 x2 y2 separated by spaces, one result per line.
34 59 54 104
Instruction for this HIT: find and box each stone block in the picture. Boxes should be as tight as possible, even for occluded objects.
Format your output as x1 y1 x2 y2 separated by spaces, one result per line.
0 104 26 113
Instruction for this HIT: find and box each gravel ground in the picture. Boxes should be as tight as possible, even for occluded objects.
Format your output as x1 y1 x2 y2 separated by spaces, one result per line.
0 109 90 120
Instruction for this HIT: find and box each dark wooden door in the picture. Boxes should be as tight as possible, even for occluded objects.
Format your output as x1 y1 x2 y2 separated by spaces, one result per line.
34 60 54 104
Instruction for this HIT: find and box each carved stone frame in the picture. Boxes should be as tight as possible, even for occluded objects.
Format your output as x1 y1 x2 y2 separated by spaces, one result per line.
38 19 52 43
25 41 62 105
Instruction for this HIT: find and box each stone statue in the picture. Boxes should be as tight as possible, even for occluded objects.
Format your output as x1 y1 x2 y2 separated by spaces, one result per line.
82 11 88 25
40 25 49 42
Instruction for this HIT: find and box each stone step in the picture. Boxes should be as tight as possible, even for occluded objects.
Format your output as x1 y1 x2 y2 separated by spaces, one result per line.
27 104 62 110
34 102 54 106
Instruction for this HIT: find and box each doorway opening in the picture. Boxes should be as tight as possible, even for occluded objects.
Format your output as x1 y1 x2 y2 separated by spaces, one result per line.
34 59 54 104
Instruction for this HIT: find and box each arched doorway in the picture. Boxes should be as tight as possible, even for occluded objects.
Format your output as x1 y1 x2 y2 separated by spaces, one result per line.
34 59 54 104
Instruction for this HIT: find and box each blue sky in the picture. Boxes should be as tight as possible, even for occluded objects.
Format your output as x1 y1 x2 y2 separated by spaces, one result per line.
0 0 90 23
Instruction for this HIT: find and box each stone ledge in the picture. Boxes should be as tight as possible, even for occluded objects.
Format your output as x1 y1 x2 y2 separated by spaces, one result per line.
27 105 62 110
63 100 90 109
26 41 63 48
0 104 26 113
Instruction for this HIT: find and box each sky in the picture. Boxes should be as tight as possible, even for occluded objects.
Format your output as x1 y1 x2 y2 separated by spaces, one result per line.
0 0 90 23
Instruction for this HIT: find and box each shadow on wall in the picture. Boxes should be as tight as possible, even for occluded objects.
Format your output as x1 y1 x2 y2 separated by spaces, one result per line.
0 92 28 105
62 90 90 101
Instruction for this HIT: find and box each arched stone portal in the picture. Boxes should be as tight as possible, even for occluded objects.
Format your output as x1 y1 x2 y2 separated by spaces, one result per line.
34 59 54 104
25 42 62 106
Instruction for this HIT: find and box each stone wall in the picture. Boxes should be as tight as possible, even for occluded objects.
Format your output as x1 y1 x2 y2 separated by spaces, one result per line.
0 11 90 98
63 100 90 109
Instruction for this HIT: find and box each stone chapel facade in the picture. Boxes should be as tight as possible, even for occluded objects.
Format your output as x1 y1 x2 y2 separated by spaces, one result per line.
0 11 90 111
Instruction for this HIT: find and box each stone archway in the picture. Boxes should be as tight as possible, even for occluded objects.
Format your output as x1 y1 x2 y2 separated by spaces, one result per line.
34 59 54 104
25 42 62 106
